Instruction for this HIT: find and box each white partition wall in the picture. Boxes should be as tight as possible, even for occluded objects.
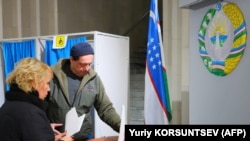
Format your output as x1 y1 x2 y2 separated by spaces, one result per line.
93 32 129 137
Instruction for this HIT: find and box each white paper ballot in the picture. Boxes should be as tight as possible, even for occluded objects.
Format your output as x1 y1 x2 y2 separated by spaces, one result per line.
65 107 85 137
118 104 126 141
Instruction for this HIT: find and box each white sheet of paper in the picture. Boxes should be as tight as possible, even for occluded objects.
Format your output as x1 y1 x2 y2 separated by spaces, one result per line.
118 104 126 141
65 107 85 137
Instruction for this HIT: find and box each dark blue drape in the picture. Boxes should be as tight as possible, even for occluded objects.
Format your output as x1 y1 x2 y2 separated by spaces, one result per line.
1 39 36 90
45 36 86 66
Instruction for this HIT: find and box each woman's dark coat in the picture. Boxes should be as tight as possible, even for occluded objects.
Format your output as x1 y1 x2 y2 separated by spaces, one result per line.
0 85 54 141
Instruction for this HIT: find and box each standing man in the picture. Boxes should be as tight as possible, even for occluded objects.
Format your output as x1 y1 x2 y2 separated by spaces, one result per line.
46 42 121 141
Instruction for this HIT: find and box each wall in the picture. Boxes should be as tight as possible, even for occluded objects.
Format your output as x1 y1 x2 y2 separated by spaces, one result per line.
163 0 190 124
56 0 149 56
189 0 250 124
0 0 149 54
0 0 148 104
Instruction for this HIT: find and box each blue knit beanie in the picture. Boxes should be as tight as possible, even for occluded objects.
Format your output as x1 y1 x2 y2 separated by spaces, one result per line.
70 42 94 57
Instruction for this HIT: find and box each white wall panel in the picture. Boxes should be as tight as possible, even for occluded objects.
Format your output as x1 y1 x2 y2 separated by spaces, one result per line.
93 32 129 137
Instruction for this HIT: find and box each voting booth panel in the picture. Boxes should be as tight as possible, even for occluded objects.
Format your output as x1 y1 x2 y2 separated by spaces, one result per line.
0 31 129 138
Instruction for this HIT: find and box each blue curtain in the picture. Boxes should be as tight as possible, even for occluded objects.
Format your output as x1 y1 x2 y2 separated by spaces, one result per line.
1 39 36 90
45 36 86 66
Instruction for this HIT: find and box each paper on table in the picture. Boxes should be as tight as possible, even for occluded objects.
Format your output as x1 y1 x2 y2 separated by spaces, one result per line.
65 107 85 137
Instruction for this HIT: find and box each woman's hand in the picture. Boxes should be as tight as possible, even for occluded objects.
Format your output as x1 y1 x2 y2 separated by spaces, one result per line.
50 123 63 135
55 131 74 141
51 123 73 141
60 135 74 141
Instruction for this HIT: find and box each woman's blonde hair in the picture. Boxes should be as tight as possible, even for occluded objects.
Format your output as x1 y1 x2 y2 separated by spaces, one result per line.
6 57 53 93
